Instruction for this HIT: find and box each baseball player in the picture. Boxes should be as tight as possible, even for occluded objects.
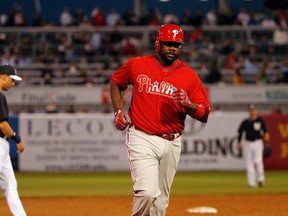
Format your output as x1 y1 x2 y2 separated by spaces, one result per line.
237 104 270 188
0 65 27 216
110 24 210 215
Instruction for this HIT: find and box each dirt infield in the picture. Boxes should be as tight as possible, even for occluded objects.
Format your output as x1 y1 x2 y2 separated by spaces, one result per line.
1 194 287 216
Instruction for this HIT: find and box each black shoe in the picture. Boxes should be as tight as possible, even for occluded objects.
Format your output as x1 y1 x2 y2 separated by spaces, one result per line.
258 181 263 187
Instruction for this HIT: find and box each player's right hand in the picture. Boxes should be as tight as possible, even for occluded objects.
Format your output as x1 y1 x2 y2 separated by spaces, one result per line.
16 141 25 153
114 110 131 131
237 143 242 157
173 88 191 109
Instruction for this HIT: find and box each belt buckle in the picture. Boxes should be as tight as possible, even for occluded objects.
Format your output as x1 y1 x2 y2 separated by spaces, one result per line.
162 133 180 141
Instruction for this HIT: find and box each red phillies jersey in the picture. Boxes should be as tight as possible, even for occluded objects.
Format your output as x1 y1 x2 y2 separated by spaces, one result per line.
111 55 210 135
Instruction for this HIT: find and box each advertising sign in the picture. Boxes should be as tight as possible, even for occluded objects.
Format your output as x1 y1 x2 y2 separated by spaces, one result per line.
19 113 245 171
19 113 287 171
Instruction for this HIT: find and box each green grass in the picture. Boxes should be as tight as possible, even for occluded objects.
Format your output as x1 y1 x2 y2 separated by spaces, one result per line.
15 172 132 198
172 171 288 196
6 170 288 198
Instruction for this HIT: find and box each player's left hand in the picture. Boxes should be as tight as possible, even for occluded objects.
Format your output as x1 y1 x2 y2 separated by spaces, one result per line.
173 88 191 109
263 141 272 158
114 110 131 131
16 141 25 153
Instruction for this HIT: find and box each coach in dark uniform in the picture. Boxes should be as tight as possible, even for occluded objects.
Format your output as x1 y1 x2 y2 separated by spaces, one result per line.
237 104 270 188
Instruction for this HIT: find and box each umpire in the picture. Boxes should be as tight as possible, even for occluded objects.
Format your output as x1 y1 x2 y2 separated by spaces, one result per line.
237 104 271 188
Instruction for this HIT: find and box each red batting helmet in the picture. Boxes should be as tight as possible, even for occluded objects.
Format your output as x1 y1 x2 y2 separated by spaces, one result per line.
155 24 185 52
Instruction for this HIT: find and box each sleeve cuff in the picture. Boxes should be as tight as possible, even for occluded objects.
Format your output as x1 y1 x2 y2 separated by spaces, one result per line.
192 104 209 123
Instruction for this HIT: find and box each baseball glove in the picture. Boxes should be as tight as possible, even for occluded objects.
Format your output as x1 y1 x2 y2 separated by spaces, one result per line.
263 143 272 158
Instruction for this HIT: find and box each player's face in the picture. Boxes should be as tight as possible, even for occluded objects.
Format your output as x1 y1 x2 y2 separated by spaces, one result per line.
249 108 257 118
1 75 15 91
158 41 182 65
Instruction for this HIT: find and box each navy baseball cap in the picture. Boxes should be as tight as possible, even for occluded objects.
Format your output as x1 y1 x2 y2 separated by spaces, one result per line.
0 65 22 81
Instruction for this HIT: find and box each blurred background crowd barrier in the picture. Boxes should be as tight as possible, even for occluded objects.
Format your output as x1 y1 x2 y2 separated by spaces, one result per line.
0 0 287 114
0 25 287 114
